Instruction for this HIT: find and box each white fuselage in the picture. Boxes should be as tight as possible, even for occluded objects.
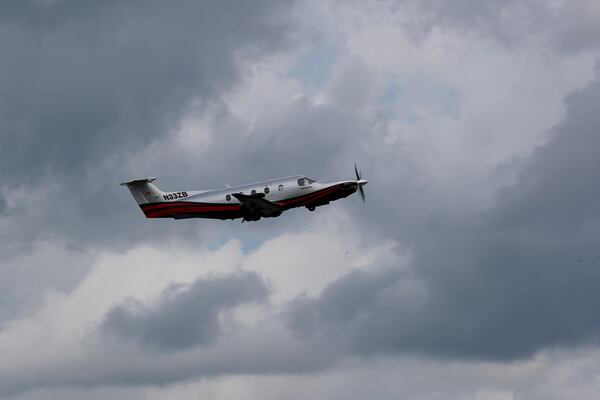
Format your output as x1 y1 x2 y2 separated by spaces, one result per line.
122 174 367 221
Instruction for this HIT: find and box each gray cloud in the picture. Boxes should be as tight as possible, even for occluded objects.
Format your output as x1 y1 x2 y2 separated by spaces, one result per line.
287 68 600 360
0 0 296 250
0 0 297 324
1 1 600 398
0 244 92 328
0 0 292 176
394 0 600 54
101 271 268 351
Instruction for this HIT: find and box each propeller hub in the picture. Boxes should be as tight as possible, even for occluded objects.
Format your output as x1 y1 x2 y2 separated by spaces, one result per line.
357 179 368 186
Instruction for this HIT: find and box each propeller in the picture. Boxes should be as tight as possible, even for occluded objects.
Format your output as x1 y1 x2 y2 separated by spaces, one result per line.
354 163 368 202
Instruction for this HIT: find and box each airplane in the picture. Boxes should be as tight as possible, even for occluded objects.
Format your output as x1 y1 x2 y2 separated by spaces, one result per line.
120 166 368 222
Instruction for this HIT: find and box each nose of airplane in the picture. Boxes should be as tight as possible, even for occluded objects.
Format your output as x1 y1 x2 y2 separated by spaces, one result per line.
357 179 368 186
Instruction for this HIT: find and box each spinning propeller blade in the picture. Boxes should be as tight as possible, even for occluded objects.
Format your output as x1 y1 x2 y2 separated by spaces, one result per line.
354 163 367 203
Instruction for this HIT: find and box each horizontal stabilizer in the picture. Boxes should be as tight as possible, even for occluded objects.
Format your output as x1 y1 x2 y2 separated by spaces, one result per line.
120 177 157 186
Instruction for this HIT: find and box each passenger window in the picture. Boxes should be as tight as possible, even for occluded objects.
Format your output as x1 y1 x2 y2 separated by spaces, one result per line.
278 184 284 191
297 178 305 186
226 194 231 201
264 187 270 194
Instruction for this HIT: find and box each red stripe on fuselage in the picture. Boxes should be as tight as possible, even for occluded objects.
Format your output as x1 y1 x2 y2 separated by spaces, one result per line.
141 201 239 212
140 202 241 218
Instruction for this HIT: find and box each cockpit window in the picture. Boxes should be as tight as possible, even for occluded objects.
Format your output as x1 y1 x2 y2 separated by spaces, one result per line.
305 177 316 184
278 184 284 191
297 178 305 186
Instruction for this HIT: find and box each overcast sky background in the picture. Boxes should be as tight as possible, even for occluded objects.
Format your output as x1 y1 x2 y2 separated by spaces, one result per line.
1 0 600 399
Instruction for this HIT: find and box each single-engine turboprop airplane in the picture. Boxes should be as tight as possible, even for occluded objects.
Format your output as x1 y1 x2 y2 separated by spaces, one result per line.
121 166 368 222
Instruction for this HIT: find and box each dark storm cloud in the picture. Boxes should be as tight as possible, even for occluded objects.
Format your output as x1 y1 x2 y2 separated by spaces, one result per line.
101 271 268 351
0 0 287 177
0 0 309 301
287 69 600 360
0 0 296 324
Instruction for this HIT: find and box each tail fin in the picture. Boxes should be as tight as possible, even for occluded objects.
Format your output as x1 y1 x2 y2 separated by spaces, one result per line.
120 177 163 205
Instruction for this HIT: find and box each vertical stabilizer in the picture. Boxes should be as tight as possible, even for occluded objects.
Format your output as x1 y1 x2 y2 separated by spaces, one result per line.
120 177 163 205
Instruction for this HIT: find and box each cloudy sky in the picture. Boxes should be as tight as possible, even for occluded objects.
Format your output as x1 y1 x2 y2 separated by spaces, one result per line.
1 0 600 398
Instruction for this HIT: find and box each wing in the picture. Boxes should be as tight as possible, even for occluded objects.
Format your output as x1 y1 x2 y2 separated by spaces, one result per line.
231 192 283 217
